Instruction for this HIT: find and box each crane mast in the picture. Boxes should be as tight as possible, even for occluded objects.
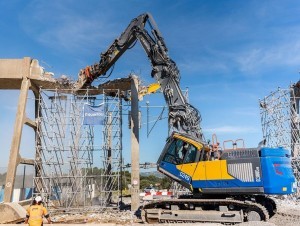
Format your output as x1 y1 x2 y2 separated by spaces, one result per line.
75 13 203 140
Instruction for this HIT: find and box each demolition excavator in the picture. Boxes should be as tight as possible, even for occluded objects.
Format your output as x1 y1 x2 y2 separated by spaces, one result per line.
74 13 296 223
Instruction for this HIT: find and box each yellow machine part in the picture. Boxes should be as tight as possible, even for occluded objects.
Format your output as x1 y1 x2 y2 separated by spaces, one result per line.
147 83 160 94
173 133 233 181
177 160 234 181
138 83 161 99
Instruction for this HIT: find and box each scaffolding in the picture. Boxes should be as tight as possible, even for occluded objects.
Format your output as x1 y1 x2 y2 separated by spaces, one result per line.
260 88 294 150
259 83 300 197
33 88 122 211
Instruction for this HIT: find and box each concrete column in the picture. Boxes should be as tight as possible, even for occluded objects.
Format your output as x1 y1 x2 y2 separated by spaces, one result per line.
4 77 30 202
130 75 140 211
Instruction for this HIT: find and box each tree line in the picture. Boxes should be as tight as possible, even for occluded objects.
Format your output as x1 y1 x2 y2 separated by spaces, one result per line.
85 167 172 190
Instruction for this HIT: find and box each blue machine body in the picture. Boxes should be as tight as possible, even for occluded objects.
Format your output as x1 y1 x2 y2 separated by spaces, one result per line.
158 134 296 196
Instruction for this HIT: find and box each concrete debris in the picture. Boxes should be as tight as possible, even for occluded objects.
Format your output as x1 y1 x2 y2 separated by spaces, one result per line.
47 198 300 225
238 222 276 226
51 210 138 224
0 202 26 223
1 197 300 225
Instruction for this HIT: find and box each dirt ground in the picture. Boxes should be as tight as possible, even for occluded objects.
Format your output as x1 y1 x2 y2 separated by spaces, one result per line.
267 199 300 226
49 198 300 225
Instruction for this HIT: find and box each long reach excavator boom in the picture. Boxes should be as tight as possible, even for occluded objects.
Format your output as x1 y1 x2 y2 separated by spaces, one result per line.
74 13 203 140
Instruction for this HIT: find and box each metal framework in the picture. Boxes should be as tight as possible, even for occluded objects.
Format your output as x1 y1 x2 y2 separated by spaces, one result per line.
259 83 300 196
260 88 295 150
33 88 122 211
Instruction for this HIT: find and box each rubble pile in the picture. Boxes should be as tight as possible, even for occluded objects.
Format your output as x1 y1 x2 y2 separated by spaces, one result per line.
44 198 300 225
51 210 139 224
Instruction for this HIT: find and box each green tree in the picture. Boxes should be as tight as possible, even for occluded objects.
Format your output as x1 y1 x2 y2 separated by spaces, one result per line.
160 176 172 189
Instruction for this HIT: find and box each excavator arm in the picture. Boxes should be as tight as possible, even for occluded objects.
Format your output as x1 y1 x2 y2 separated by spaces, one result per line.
75 12 203 140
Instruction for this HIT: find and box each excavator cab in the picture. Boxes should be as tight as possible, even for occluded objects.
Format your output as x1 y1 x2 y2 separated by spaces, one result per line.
158 133 204 163
157 132 206 188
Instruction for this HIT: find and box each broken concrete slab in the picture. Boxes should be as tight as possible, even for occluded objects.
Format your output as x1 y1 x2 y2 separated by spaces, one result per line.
0 202 26 223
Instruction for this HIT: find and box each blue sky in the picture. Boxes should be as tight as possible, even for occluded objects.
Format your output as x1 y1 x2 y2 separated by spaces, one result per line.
0 0 300 169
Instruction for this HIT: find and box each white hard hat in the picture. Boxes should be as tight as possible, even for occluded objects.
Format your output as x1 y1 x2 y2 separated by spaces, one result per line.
35 196 42 202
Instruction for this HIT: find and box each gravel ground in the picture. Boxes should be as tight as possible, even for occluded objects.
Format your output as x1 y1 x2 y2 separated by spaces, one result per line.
49 198 300 225
268 198 300 226
51 210 139 224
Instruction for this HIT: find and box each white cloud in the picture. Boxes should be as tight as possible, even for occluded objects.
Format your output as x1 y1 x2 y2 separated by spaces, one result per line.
18 1 118 53
235 40 300 73
176 37 300 77
37 18 111 51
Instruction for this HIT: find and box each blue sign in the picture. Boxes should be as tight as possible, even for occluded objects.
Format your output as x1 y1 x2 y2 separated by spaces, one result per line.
83 104 105 125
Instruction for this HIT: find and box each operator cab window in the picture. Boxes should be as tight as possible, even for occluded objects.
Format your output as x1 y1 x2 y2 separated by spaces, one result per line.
182 144 197 163
200 149 208 161
162 137 198 164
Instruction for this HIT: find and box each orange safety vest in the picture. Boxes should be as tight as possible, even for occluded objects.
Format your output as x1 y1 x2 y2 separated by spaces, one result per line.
26 204 48 226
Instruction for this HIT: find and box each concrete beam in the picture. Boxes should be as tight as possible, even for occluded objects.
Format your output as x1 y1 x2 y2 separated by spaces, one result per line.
24 117 37 129
0 57 71 90
19 157 35 166
0 58 133 96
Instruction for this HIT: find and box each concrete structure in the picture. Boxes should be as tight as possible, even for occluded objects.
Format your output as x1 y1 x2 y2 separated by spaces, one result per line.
0 57 147 222
130 75 140 211
0 202 26 223
0 58 133 205
0 57 55 202
0 57 84 202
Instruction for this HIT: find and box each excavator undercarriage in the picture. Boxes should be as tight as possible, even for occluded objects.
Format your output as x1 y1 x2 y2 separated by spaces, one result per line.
142 195 276 223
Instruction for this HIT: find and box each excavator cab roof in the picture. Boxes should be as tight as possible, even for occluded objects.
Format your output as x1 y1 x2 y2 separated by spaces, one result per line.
171 132 208 151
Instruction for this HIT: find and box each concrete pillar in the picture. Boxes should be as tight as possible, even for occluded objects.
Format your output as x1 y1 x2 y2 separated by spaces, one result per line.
130 75 140 211
4 77 30 202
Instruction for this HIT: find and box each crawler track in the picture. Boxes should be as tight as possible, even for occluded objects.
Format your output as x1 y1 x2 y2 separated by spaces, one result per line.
142 198 270 224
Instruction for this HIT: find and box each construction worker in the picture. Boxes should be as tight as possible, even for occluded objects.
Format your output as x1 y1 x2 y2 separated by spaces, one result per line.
25 196 52 225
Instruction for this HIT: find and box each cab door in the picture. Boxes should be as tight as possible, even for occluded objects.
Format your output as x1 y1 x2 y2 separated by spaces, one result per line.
157 134 205 188
179 144 199 185
157 137 186 182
